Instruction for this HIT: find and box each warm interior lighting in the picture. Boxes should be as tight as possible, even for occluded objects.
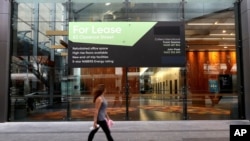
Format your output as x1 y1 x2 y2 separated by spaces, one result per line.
187 23 235 26
187 23 213 25
186 37 235 40
209 33 235 36
215 23 235 25
222 37 235 40
186 37 222 40
140 67 148 76
218 44 235 46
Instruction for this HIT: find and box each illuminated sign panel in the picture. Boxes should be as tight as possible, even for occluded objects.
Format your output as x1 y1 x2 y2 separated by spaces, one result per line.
68 22 185 67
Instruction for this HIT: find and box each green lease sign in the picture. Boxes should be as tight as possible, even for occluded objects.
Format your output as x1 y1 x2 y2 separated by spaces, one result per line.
69 22 156 46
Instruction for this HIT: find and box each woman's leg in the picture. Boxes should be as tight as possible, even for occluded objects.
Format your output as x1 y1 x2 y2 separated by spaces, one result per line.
98 120 114 141
88 126 100 141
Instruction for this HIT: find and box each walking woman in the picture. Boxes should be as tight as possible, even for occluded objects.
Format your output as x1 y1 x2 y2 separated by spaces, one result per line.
88 84 114 141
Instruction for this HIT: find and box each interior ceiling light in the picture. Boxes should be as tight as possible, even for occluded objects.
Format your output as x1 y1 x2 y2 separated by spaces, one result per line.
187 23 235 26
210 33 235 36
186 37 235 40
222 37 235 40
222 30 227 33
216 23 234 25
218 44 235 46
186 37 222 40
187 23 213 25
104 10 113 15
105 2 111 6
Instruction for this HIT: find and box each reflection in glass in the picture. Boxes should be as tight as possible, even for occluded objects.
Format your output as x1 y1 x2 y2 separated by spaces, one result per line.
9 0 238 121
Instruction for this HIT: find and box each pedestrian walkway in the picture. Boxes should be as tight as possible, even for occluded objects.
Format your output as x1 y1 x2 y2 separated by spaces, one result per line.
0 120 249 141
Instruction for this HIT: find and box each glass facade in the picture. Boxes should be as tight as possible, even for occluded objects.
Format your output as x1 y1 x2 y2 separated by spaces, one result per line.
9 0 238 121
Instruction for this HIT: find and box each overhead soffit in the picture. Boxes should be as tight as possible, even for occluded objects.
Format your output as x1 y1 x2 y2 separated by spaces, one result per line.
185 10 235 51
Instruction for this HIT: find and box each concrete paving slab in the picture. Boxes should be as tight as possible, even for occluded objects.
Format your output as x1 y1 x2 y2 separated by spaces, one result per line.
0 120 249 141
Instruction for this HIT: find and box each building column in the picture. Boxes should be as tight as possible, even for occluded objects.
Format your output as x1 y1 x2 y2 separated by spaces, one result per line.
0 0 10 122
240 0 250 120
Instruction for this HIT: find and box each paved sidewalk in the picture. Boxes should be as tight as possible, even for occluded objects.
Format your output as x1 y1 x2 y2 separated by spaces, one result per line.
0 120 249 141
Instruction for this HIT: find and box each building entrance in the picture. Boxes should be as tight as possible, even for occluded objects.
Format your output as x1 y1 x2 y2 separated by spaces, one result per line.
9 0 239 121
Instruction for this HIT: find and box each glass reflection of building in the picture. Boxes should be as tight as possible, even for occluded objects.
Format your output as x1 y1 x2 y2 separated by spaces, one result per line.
1 0 249 122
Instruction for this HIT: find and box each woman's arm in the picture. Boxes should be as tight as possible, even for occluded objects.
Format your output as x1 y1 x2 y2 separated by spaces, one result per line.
105 110 110 120
93 97 102 127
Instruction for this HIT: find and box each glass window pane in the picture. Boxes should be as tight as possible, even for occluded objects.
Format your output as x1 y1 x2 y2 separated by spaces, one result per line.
10 0 239 121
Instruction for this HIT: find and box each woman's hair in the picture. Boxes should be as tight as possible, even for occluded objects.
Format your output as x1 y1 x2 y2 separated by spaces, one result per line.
92 84 105 103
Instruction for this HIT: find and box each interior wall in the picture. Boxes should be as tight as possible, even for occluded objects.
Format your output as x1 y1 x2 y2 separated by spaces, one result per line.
186 51 236 106
80 67 150 95
151 68 181 94
81 68 114 93
187 51 236 94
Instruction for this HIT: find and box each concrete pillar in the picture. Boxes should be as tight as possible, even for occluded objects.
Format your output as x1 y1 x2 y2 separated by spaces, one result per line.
240 0 250 120
0 0 10 122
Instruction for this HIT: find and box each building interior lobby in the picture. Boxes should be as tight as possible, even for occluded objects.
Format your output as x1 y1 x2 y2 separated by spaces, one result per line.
10 0 239 121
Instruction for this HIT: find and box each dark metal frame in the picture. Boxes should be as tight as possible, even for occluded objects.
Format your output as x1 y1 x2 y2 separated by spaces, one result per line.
234 0 245 119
